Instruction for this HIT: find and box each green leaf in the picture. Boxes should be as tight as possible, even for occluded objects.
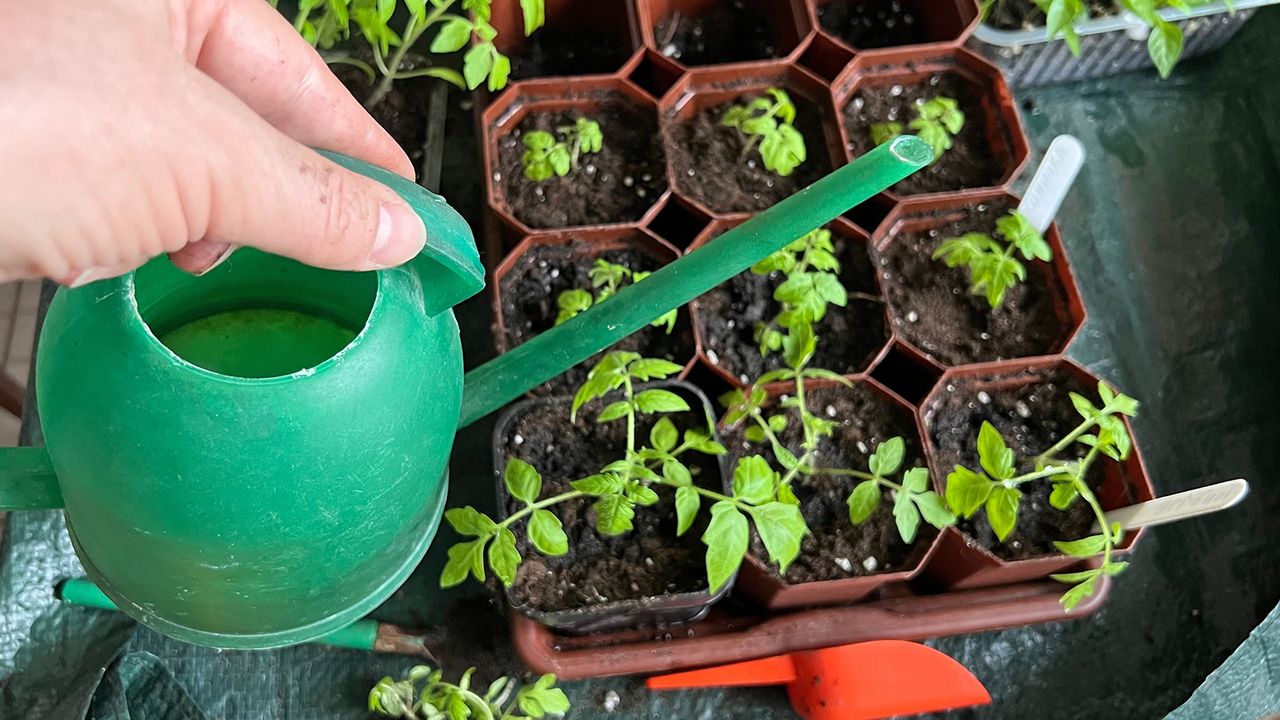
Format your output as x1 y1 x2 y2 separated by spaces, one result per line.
675 485 700 536
440 538 487 588
1059 575 1100 611
593 494 635 535
519 0 545 34
685 430 727 455
1050 481 1079 509
751 502 808 573
571 473 624 496
986 485 1022 542
635 389 690 414
868 437 905 476
977 422 1016 480
1051 568 1099 584
782 322 816 370
945 465 993 517
847 480 881 524
529 509 568 555
430 17 473 52
462 43 494 90
625 482 660 506
702 501 749 592
548 144 571 176
732 456 777 505
404 0 427 21
996 211 1052 262
744 425 766 443
893 491 922 544
901 467 929 494
445 506 497 537
596 400 631 424
760 124 807 176
650 416 678 452
870 121 904 146
517 673 570 717
631 358 684 380
488 527 521 587
663 458 692 487
1054 534 1108 558
1070 392 1098 420
914 491 956 529
1102 560 1129 576
504 458 541 504
1148 19 1184 78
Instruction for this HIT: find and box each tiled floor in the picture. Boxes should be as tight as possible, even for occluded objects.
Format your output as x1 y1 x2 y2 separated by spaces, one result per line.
0 281 41 445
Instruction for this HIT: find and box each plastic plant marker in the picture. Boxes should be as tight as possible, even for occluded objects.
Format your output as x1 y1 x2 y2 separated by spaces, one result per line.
459 135 933 426
1017 134 1086 233
646 640 990 720
1094 479 1249 533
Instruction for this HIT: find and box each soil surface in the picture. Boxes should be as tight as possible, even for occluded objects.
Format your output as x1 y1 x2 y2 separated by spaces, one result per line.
499 241 695 397
876 199 1072 366
843 73 1003 196
654 1 777 65
722 383 931 583
336 68 432 168
927 368 1107 559
497 105 666 228
987 0 1116 30
498 385 725 613
695 225 887 384
668 93 834 214
510 27 634 79
819 0 928 49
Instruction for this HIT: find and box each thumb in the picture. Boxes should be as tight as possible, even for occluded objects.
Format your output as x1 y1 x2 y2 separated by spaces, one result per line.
197 91 426 272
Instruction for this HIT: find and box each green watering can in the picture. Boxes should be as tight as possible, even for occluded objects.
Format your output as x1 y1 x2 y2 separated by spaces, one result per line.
0 140 931 650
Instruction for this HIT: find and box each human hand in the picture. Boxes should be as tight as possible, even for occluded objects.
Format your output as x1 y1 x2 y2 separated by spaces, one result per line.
0 0 426 286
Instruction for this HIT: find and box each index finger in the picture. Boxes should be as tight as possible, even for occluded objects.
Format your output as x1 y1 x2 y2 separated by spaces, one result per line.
182 0 415 179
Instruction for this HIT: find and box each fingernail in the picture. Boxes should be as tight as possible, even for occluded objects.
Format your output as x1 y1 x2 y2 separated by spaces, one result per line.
371 200 426 268
67 267 108 288
193 244 237 276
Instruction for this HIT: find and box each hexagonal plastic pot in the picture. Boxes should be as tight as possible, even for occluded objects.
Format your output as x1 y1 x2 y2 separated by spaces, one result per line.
871 189 1086 370
481 76 669 234
832 47 1030 202
492 381 735 633
730 377 947 610
686 217 892 390
808 0 980 56
488 0 643 82
636 0 813 71
917 356 1156 591
491 227 699 397
658 62 846 218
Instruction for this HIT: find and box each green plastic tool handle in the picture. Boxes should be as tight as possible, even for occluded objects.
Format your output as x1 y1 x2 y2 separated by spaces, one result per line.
458 135 932 427
57 578 379 651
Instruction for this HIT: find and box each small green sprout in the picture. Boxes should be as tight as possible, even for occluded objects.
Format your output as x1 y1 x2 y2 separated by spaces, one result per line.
933 210 1052 308
521 117 603 181
749 228 847 357
555 259 676 333
369 665 568 719
721 87 808 177
870 96 964 163
943 381 1140 610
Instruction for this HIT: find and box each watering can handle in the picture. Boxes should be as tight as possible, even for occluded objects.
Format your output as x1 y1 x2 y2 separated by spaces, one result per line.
318 150 485 317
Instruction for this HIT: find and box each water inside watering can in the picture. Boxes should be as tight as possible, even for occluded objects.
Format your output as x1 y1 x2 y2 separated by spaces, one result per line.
133 250 376 379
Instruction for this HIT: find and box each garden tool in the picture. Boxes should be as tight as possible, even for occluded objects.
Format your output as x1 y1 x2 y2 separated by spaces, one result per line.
1094 478 1249 533
1017 134 1087 233
0 136 932 649
646 639 990 720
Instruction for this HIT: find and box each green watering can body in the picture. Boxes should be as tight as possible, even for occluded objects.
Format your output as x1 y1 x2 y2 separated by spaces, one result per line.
29 153 484 648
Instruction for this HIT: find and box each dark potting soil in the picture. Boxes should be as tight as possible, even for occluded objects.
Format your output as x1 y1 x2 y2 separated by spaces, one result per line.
510 27 633 80
818 0 927 49
987 0 1116 31
654 1 777 66
668 94 834 214
843 73 1003 196
723 384 930 583
499 241 694 397
928 369 1106 559
695 226 886 385
336 68 431 169
498 106 666 228
876 199 1072 366
498 385 724 613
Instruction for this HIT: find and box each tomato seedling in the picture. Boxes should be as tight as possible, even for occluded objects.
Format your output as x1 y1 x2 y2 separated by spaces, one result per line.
721 87 808 177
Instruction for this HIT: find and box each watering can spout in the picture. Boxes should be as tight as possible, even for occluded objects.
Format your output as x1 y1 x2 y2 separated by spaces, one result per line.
0 447 63 509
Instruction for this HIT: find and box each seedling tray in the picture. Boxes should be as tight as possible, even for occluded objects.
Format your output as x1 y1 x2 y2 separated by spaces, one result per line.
509 576 1109 679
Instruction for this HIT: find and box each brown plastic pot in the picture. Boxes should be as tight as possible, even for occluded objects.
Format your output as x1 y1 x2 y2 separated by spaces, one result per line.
809 0 980 56
493 381 735 634
871 190 1087 370
636 0 813 71
487 0 644 82
917 356 1156 591
658 62 847 218
481 76 670 234
626 48 687 101
491 228 699 396
832 46 1030 202
687 217 892 391
644 193 713 252
729 377 946 610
